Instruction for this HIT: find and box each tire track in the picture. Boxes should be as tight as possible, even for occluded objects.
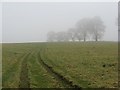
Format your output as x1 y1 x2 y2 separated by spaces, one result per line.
37 52 82 89
19 53 30 88
2 54 25 87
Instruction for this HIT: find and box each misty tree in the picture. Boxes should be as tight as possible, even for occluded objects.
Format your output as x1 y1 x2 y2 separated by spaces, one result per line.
56 31 69 42
90 16 105 41
76 18 91 42
47 16 105 42
47 31 56 42
67 28 76 41
75 30 83 41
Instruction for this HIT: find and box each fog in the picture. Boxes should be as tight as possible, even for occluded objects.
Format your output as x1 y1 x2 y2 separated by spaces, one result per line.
0 3 2 43
2 2 118 43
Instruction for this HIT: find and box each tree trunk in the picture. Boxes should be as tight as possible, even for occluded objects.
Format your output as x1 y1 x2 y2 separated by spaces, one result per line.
72 38 74 42
95 35 98 41
83 33 86 42
84 37 86 42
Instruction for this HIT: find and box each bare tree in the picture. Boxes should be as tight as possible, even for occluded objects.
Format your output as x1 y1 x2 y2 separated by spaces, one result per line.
90 16 105 41
56 31 69 42
76 18 91 42
67 28 76 41
75 30 83 41
47 16 105 42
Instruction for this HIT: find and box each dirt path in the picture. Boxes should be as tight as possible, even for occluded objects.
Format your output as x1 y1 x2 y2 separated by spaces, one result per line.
37 52 81 89
19 53 30 88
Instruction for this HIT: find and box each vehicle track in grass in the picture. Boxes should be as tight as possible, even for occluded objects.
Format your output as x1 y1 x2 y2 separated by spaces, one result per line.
2 54 25 87
37 51 81 89
19 53 30 88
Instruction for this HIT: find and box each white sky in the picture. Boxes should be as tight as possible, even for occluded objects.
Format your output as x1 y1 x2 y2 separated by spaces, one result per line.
1 0 119 2
0 4 1 40
1 1 118 43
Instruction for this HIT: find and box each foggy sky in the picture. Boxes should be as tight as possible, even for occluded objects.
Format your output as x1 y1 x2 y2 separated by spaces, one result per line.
0 3 2 43
2 2 118 43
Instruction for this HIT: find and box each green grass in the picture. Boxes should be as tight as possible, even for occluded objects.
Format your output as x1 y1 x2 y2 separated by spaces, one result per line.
2 42 118 88
28 52 64 88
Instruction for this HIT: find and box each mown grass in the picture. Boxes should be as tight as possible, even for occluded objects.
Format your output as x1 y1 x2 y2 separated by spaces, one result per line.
2 42 118 88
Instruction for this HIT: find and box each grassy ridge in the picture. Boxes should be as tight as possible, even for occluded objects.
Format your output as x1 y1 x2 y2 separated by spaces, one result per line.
28 52 65 88
2 42 118 88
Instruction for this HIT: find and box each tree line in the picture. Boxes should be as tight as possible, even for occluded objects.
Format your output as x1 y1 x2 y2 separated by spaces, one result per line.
47 16 106 42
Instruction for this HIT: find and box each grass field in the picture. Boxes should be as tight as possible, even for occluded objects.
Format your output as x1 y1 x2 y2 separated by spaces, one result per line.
2 42 118 88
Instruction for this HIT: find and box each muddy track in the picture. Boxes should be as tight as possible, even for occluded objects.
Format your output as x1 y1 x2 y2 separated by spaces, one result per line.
37 52 82 89
19 53 30 88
